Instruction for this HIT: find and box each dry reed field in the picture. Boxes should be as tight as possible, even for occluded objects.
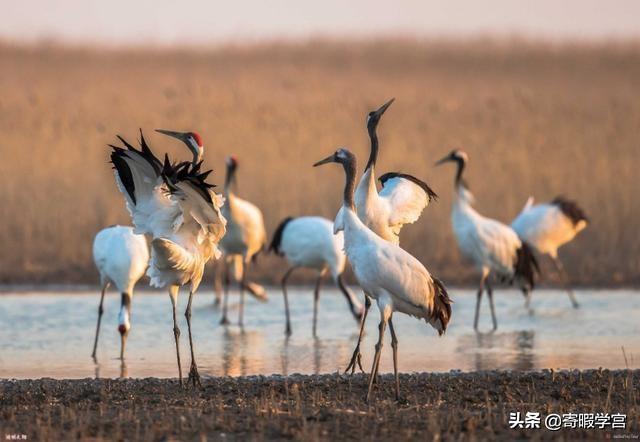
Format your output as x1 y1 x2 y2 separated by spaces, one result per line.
0 40 639 285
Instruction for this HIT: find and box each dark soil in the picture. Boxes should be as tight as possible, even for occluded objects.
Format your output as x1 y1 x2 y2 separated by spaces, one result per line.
1 370 638 440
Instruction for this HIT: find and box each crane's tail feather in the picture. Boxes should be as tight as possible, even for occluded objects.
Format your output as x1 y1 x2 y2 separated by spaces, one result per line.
268 216 294 255
147 238 193 287
429 277 453 336
514 241 540 290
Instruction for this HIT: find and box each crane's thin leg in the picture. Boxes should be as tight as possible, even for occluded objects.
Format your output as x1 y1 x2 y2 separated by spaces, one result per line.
185 290 201 388
312 268 327 337
474 274 486 332
366 309 389 403
220 259 231 325
213 260 223 306
169 286 183 386
486 279 498 331
552 256 579 308
281 266 296 336
238 261 248 326
91 281 110 360
337 273 363 322
523 288 534 314
389 316 400 401
119 359 128 379
346 295 371 374
119 292 132 361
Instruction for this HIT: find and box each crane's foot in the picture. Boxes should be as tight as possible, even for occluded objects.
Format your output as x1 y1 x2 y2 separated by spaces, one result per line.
219 316 230 326
571 300 580 309
187 362 201 389
345 346 365 375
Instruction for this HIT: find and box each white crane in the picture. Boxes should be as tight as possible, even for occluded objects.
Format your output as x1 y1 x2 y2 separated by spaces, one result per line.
435 149 539 331
269 216 364 336
219 156 268 326
110 129 226 387
344 98 438 373
354 98 438 245
91 225 149 361
314 148 452 401
511 196 588 308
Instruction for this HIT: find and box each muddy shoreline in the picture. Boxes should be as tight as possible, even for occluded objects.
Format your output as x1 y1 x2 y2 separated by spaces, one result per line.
1 370 638 440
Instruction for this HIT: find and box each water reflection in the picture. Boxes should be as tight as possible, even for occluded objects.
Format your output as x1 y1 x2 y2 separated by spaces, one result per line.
220 328 266 376
120 359 128 378
279 336 328 375
1 289 639 378
456 330 536 371
94 358 129 378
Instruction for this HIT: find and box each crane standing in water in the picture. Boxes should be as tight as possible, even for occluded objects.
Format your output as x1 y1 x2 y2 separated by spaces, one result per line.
511 196 588 308
110 129 226 386
269 216 364 336
314 147 451 401
91 225 149 361
218 156 268 326
436 149 539 331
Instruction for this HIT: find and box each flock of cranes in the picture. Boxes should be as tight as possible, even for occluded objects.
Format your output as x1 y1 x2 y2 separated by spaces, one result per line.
92 99 588 399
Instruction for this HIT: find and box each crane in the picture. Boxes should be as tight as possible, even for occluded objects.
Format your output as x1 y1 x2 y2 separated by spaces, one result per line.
91 225 149 361
218 156 268 326
314 147 452 401
345 99 439 372
109 129 226 386
436 149 539 331
511 196 588 308
269 216 364 336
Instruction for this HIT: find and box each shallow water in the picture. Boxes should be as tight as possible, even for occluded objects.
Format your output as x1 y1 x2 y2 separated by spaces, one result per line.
0 288 638 379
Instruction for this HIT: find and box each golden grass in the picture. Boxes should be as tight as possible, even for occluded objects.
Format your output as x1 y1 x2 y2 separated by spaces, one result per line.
0 40 638 285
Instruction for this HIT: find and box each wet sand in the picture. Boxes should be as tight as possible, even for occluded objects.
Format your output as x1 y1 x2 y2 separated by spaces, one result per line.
1 370 638 440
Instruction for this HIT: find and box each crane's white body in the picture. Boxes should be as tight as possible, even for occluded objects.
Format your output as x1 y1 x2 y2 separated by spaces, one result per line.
279 217 346 278
220 194 267 263
354 167 431 245
274 216 364 334
336 209 444 330
93 225 149 295
452 187 522 279
511 197 587 258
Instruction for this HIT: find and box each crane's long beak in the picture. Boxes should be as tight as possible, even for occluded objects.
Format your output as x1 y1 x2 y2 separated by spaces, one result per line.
155 129 189 143
313 154 336 167
435 155 452 166
373 97 395 117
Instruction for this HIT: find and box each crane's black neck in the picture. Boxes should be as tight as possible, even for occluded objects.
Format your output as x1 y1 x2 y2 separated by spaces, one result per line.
224 164 237 193
120 292 131 314
365 124 379 171
342 155 358 211
454 158 466 187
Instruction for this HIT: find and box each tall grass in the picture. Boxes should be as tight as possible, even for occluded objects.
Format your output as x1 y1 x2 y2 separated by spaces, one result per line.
0 40 638 285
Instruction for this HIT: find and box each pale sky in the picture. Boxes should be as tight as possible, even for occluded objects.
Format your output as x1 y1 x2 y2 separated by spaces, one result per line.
2 0 639 45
